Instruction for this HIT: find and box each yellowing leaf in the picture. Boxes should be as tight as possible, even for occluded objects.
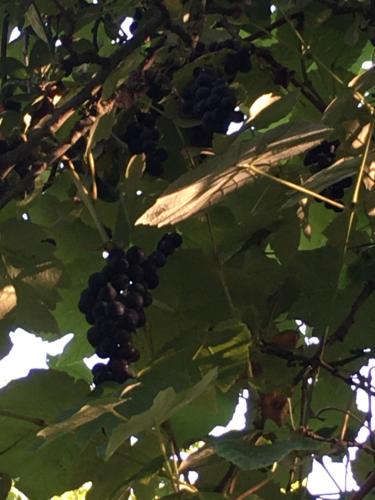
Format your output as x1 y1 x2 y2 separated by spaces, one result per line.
0 285 16 320
136 122 332 227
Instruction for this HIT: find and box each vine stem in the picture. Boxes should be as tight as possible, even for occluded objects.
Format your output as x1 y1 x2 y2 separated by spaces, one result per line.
155 424 179 493
206 213 237 317
240 162 345 210
0 409 45 427
351 470 375 500
320 119 375 359
65 158 109 245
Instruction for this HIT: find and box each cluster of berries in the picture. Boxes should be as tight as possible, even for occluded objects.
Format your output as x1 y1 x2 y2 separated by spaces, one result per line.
78 233 182 386
190 39 252 76
181 66 244 136
122 112 168 177
304 140 352 212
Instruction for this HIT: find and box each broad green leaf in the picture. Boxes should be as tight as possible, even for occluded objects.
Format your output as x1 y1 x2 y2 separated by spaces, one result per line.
212 435 321 470
136 122 332 227
247 90 300 130
25 4 51 46
105 368 218 459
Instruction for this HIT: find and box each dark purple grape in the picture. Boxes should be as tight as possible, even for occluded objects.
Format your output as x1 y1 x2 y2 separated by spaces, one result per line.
128 264 144 282
129 283 147 295
142 260 157 275
110 257 130 274
111 273 130 292
212 85 227 97
124 291 144 310
87 326 103 347
125 346 140 363
88 272 108 292
107 247 125 261
143 291 153 307
98 283 117 301
206 96 220 110
168 232 183 248
196 72 213 87
109 359 132 383
92 301 108 321
192 101 207 117
157 239 175 256
120 309 139 330
92 363 113 385
230 110 244 123
78 289 95 314
144 271 159 290
129 21 138 34
148 250 167 268
96 318 118 335
195 87 210 100
85 311 95 325
136 309 146 328
107 300 126 318
221 95 236 110
96 339 112 358
127 246 146 265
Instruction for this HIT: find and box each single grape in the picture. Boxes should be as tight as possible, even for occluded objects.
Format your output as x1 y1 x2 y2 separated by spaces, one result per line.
78 289 95 314
86 326 103 347
126 246 146 265
148 250 167 268
88 272 108 293
128 264 144 282
107 300 126 318
98 283 117 301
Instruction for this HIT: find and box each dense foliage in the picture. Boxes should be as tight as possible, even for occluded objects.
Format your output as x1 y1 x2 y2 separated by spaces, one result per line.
0 0 374 498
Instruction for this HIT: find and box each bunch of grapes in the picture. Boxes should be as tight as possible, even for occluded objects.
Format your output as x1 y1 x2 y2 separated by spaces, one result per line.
304 140 353 211
181 66 244 137
122 112 168 177
78 232 183 386
190 39 252 77
209 40 252 75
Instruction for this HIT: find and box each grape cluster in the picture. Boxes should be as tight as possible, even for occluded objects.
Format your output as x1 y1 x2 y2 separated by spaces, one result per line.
122 112 168 177
78 233 183 386
209 40 252 75
304 140 353 211
190 39 252 77
182 66 244 136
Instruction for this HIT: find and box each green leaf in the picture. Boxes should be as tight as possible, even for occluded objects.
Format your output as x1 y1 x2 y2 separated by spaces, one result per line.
0 57 27 79
105 368 218 459
212 435 321 470
25 4 51 46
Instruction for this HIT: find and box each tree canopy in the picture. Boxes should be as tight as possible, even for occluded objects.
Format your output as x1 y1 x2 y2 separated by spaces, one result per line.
0 0 374 498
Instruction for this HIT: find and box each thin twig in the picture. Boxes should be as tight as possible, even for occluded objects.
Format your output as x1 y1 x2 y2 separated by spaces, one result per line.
351 470 375 500
0 409 46 427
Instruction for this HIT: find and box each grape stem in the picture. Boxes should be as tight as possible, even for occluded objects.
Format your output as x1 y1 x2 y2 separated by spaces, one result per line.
155 424 179 493
205 213 237 317
66 158 109 245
